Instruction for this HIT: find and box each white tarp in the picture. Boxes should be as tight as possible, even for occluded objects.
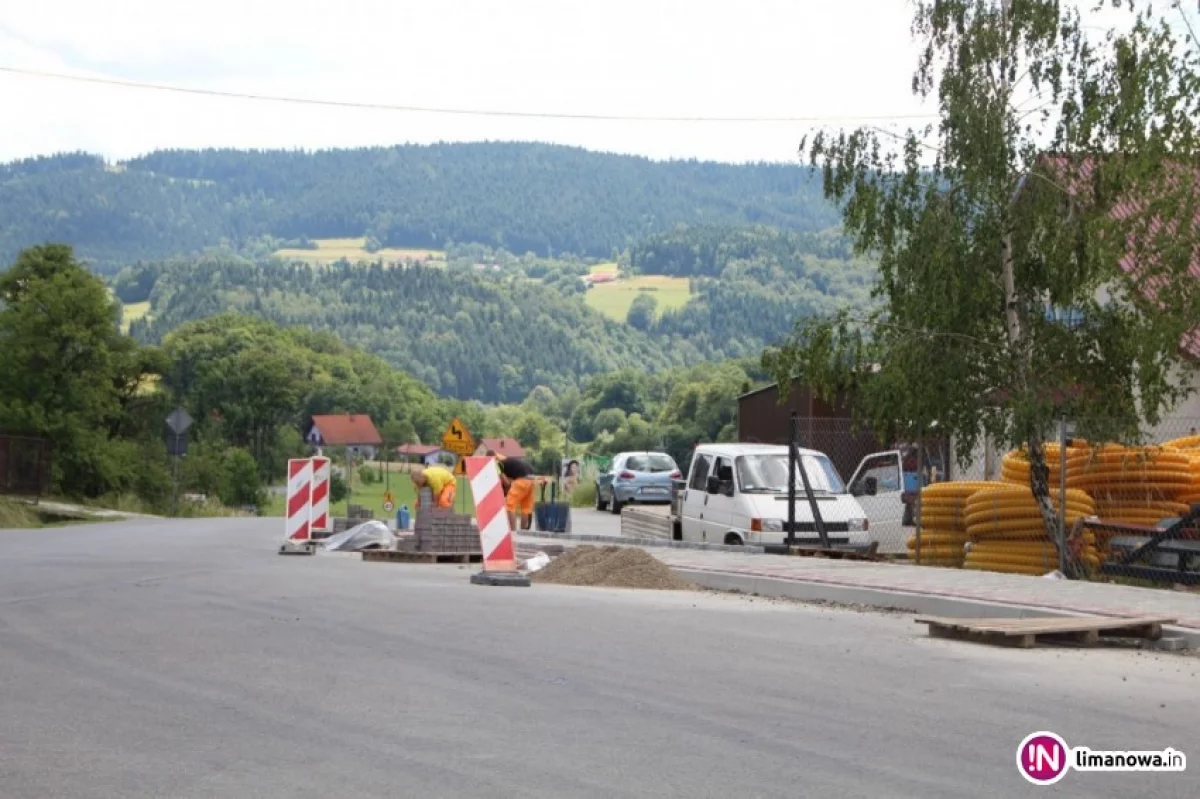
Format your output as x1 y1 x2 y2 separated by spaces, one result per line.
521 552 551 573
322 520 392 552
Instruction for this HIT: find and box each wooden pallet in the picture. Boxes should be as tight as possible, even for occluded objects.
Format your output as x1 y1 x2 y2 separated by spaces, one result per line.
916 615 1175 648
781 541 880 561
361 549 482 564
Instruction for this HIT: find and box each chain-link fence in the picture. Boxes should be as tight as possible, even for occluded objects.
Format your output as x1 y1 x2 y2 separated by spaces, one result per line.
773 418 990 556
779 415 1200 585
0 433 53 498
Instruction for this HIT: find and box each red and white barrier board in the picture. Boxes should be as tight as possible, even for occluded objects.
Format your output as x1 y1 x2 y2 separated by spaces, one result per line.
286 458 313 542
310 455 331 532
466 455 516 572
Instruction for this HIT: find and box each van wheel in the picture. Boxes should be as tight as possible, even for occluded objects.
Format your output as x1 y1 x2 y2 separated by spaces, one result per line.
595 487 608 512
724 533 744 546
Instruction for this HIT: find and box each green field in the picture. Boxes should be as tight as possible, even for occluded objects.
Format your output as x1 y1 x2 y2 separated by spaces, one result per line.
273 237 446 266
119 300 152 334
263 470 476 520
589 262 620 276
585 275 692 321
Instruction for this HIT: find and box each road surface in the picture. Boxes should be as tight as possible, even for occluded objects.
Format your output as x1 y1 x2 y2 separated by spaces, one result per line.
0 518 1196 798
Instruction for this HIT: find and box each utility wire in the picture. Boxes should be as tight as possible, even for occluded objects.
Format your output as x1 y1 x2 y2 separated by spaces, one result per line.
0 65 940 124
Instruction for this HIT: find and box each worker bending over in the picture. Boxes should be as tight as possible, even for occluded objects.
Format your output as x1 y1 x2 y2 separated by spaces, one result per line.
488 449 536 531
411 465 456 509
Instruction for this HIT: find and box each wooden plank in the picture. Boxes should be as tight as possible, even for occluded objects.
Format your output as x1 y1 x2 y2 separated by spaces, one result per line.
361 550 482 564
915 614 1175 648
621 509 672 540
784 543 880 561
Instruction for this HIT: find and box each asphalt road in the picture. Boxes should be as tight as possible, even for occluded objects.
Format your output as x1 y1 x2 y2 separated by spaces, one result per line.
0 518 1197 799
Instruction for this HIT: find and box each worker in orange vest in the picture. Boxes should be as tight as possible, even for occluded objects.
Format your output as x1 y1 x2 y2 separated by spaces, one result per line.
411 465 456 509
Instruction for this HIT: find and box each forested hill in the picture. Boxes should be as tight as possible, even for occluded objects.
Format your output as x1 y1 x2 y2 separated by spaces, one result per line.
0 143 839 271
121 221 875 404
133 256 703 403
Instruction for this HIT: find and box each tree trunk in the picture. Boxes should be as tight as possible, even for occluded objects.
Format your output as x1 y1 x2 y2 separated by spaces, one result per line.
1004 230 1066 570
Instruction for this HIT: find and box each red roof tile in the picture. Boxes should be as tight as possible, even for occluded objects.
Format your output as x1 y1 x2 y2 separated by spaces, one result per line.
1039 155 1200 361
310 415 383 446
396 443 442 456
478 437 526 458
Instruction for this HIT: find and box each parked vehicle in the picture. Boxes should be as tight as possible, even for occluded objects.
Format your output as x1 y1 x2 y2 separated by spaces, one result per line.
666 443 871 548
595 451 682 514
845 443 948 554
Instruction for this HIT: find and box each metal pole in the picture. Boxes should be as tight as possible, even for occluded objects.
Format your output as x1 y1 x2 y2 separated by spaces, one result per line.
1058 416 1068 575
915 436 923 565
791 413 830 548
171 449 179 516
787 413 797 548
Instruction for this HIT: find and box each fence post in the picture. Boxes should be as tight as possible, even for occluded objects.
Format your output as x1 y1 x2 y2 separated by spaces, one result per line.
787 413 797 549
1057 416 1068 575
915 435 923 565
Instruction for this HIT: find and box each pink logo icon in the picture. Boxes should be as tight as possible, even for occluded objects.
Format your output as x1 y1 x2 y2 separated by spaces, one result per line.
1017 731 1070 786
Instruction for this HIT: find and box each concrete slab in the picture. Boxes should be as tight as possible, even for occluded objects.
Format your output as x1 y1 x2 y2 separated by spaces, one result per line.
517 530 1200 648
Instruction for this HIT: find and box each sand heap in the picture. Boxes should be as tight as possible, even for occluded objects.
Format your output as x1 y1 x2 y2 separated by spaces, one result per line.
532 546 693 590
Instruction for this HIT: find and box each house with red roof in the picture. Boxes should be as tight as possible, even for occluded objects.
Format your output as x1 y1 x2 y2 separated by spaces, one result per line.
307 414 383 460
395 443 453 467
475 437 526 459
1024 155 1200 430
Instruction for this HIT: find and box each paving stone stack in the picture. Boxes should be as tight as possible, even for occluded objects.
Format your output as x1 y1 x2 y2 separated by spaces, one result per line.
414 487 481 553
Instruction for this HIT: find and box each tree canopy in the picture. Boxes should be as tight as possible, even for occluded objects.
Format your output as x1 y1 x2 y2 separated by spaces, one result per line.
765 0 1200 528
0 143 842 271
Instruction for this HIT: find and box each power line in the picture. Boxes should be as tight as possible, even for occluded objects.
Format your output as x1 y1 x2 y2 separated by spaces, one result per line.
0 65 940 125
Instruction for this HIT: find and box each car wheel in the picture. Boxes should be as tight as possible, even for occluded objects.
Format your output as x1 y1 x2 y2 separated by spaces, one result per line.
610 496 624 515
595 485 608 512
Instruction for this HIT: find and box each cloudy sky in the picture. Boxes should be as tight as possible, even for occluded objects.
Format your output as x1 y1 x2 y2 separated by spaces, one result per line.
0 0 1188 164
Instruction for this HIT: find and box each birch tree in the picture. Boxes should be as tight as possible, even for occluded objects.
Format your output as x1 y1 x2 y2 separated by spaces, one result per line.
764 0 1200 543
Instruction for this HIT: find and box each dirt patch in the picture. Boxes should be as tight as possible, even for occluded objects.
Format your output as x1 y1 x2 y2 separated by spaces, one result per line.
532 546 694 590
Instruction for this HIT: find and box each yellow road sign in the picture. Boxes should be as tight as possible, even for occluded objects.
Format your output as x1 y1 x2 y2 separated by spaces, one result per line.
383 490 395 505
453 456 468 476
441 417 476 456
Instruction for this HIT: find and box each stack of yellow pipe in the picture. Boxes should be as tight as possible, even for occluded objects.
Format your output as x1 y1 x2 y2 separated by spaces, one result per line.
962 485 1098 576
1163 435 1200 508
909 481 995 567
1066 444 1193 496
999 440 1091 486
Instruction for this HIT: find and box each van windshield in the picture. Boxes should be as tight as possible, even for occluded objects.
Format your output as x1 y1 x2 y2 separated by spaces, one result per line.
735 453 847 494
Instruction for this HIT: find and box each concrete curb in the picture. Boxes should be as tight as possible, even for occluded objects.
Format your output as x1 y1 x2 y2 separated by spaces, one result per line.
525 531 766 554
671 568 1200 650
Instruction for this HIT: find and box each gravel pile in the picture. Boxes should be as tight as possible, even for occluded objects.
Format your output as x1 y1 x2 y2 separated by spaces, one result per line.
532 545 693 590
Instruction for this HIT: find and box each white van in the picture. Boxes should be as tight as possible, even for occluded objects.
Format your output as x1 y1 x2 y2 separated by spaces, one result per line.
679 443 870 548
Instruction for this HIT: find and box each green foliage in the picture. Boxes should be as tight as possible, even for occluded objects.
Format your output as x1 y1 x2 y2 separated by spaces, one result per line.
158 312 444 476
0 245 159 497
766 0 1200 515
222 448 266 508
0 143 840 272
569 480 597 509
135 257 692 403
329 471 349 505
358 464 380 485
592 408 627 437
626 293 657 330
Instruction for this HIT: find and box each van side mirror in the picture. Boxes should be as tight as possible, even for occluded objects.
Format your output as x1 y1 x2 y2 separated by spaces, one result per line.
706 475 721 494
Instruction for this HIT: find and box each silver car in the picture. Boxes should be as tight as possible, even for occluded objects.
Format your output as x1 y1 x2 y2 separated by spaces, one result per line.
595 451 681 514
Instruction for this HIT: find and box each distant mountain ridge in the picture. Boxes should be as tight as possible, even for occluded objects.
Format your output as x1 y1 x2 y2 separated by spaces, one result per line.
0 142 839 271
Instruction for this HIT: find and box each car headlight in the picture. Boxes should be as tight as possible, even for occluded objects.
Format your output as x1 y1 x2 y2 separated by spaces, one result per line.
847 518 868 532
761 518 784 533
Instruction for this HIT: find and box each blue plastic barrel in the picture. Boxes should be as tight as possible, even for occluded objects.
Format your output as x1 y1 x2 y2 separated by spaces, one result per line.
397 505 411 530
